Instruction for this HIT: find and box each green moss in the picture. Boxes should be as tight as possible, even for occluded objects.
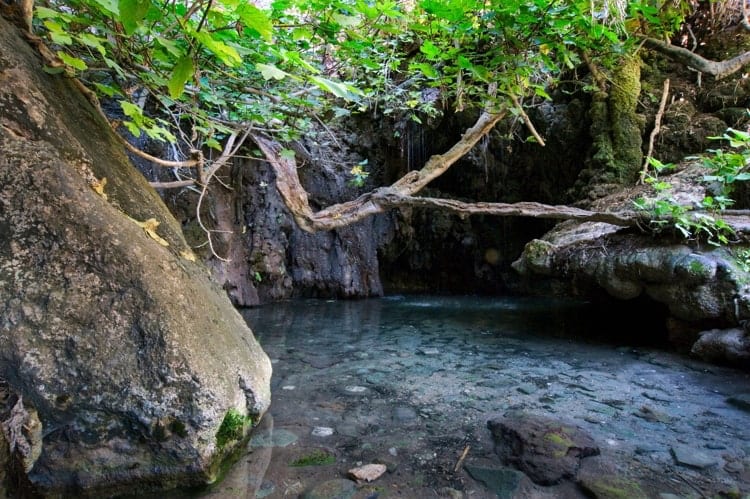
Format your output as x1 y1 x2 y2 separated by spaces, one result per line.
216 409 252 449
609 55 643 182
289 449 335 467
582 478 648 499
543 430 574 458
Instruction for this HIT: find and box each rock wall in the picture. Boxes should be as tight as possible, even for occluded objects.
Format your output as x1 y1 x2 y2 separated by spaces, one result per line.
0 15 271 496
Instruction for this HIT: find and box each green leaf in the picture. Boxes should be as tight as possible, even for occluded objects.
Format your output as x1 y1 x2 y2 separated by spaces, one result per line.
411 62 438 78
156 37 184 58
118 0 151 35
205 138 222 150
93 82 122 97
237 4 274 41
256 63 288 80
308 75 362 101
194 31 243 67
280 148 296 160
57 51 87 71
44 20 73 45
419 40 441 60
168 56 194 99
91 0 120 16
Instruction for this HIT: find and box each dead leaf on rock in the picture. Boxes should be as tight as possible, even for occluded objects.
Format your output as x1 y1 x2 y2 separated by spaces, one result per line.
127 216 170 247
91 177 107 200
347 463 386 483
180 249 196 262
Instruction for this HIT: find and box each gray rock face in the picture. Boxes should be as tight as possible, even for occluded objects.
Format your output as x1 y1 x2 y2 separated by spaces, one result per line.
513 162 750 358
0 15 271 497
692 328 750 365
487 412 599 485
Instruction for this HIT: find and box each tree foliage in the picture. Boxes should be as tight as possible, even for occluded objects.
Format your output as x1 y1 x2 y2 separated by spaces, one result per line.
35 0 651 151
30 0 750 245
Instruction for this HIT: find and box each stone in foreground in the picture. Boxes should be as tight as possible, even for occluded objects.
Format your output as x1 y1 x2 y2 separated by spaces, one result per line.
488 412 599 485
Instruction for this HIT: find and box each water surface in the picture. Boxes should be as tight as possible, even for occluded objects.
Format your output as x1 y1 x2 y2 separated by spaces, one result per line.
204 296 750 498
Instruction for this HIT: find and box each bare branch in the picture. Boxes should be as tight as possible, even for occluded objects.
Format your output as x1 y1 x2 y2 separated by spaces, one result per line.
150 179 196 189
642 37 750 79
640 78 670 184
120 138 202 168
510 95 546 147
195 129 252 262
254 110 507 232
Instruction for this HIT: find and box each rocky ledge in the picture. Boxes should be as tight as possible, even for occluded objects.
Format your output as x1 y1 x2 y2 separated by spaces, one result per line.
513 161 750 366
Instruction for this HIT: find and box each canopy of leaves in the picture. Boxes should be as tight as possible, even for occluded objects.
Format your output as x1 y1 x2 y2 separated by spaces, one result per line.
33 0 687 154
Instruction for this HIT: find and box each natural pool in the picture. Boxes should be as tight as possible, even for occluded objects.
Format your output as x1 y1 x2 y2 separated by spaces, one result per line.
201 296 750 498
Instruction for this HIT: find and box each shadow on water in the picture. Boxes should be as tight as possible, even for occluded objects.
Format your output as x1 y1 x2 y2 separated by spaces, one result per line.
170 295 748 498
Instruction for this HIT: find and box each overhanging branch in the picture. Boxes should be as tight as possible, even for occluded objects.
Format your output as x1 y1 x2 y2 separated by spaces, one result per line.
642 37 750 79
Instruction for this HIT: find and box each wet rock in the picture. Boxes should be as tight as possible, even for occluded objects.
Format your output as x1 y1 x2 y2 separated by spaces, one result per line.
0 16 272 497
311 427 334 437
418 347 440 356
634 406 672 423
465 465 531 499
692 328 750 365
302 478 356 499
488 412 599 485
516 383 538 395
347 463 386 482
393 406 418 423
577 458 648 499
671 444 720 469
250 429 298 448
727 393 750 412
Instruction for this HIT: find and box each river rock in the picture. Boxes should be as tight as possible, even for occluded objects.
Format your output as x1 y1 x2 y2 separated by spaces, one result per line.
577 457 649 499
691 328 750 365
465 464 532 499
347 463 386 482
671 444 720 469
0 16 271 497
302 478 356 499
488 412 599 485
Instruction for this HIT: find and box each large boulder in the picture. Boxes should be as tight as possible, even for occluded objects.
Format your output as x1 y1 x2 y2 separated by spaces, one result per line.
0 14 271 497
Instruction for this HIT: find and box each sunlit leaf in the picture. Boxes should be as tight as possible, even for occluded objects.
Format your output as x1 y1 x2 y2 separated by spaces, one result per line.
256 63 288 80
237 4 274 41
118 0 151 35
57 51 87 71
194 31 243 67
168 56 194 99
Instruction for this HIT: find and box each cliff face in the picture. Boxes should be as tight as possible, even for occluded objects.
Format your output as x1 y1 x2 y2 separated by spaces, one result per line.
0 15 271 496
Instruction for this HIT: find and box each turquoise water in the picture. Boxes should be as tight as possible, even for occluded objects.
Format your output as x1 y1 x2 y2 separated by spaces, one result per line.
194 296 750 498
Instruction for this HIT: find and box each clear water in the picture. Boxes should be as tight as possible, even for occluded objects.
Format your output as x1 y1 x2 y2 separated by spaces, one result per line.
197 296 750 498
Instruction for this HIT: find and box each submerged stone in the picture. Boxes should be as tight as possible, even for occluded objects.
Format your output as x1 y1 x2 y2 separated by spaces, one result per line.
727 393 750 412
488 412 599 485
250 429 298 448
465 465 529 499
671 445 720 469
302 479 356 499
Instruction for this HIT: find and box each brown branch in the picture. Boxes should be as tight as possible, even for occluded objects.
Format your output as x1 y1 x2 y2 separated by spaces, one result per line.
120 138 201 168
254 110 507 232
377 194 638 227
149 179 196 189
639 78 670 184
510 95 546 146
642 38 750 79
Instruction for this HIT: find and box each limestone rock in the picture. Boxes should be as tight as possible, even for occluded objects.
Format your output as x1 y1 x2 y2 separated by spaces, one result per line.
0 15 271 497
347 463 386 482
487 412 599 485
671 445 720 469
692 328 750 365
